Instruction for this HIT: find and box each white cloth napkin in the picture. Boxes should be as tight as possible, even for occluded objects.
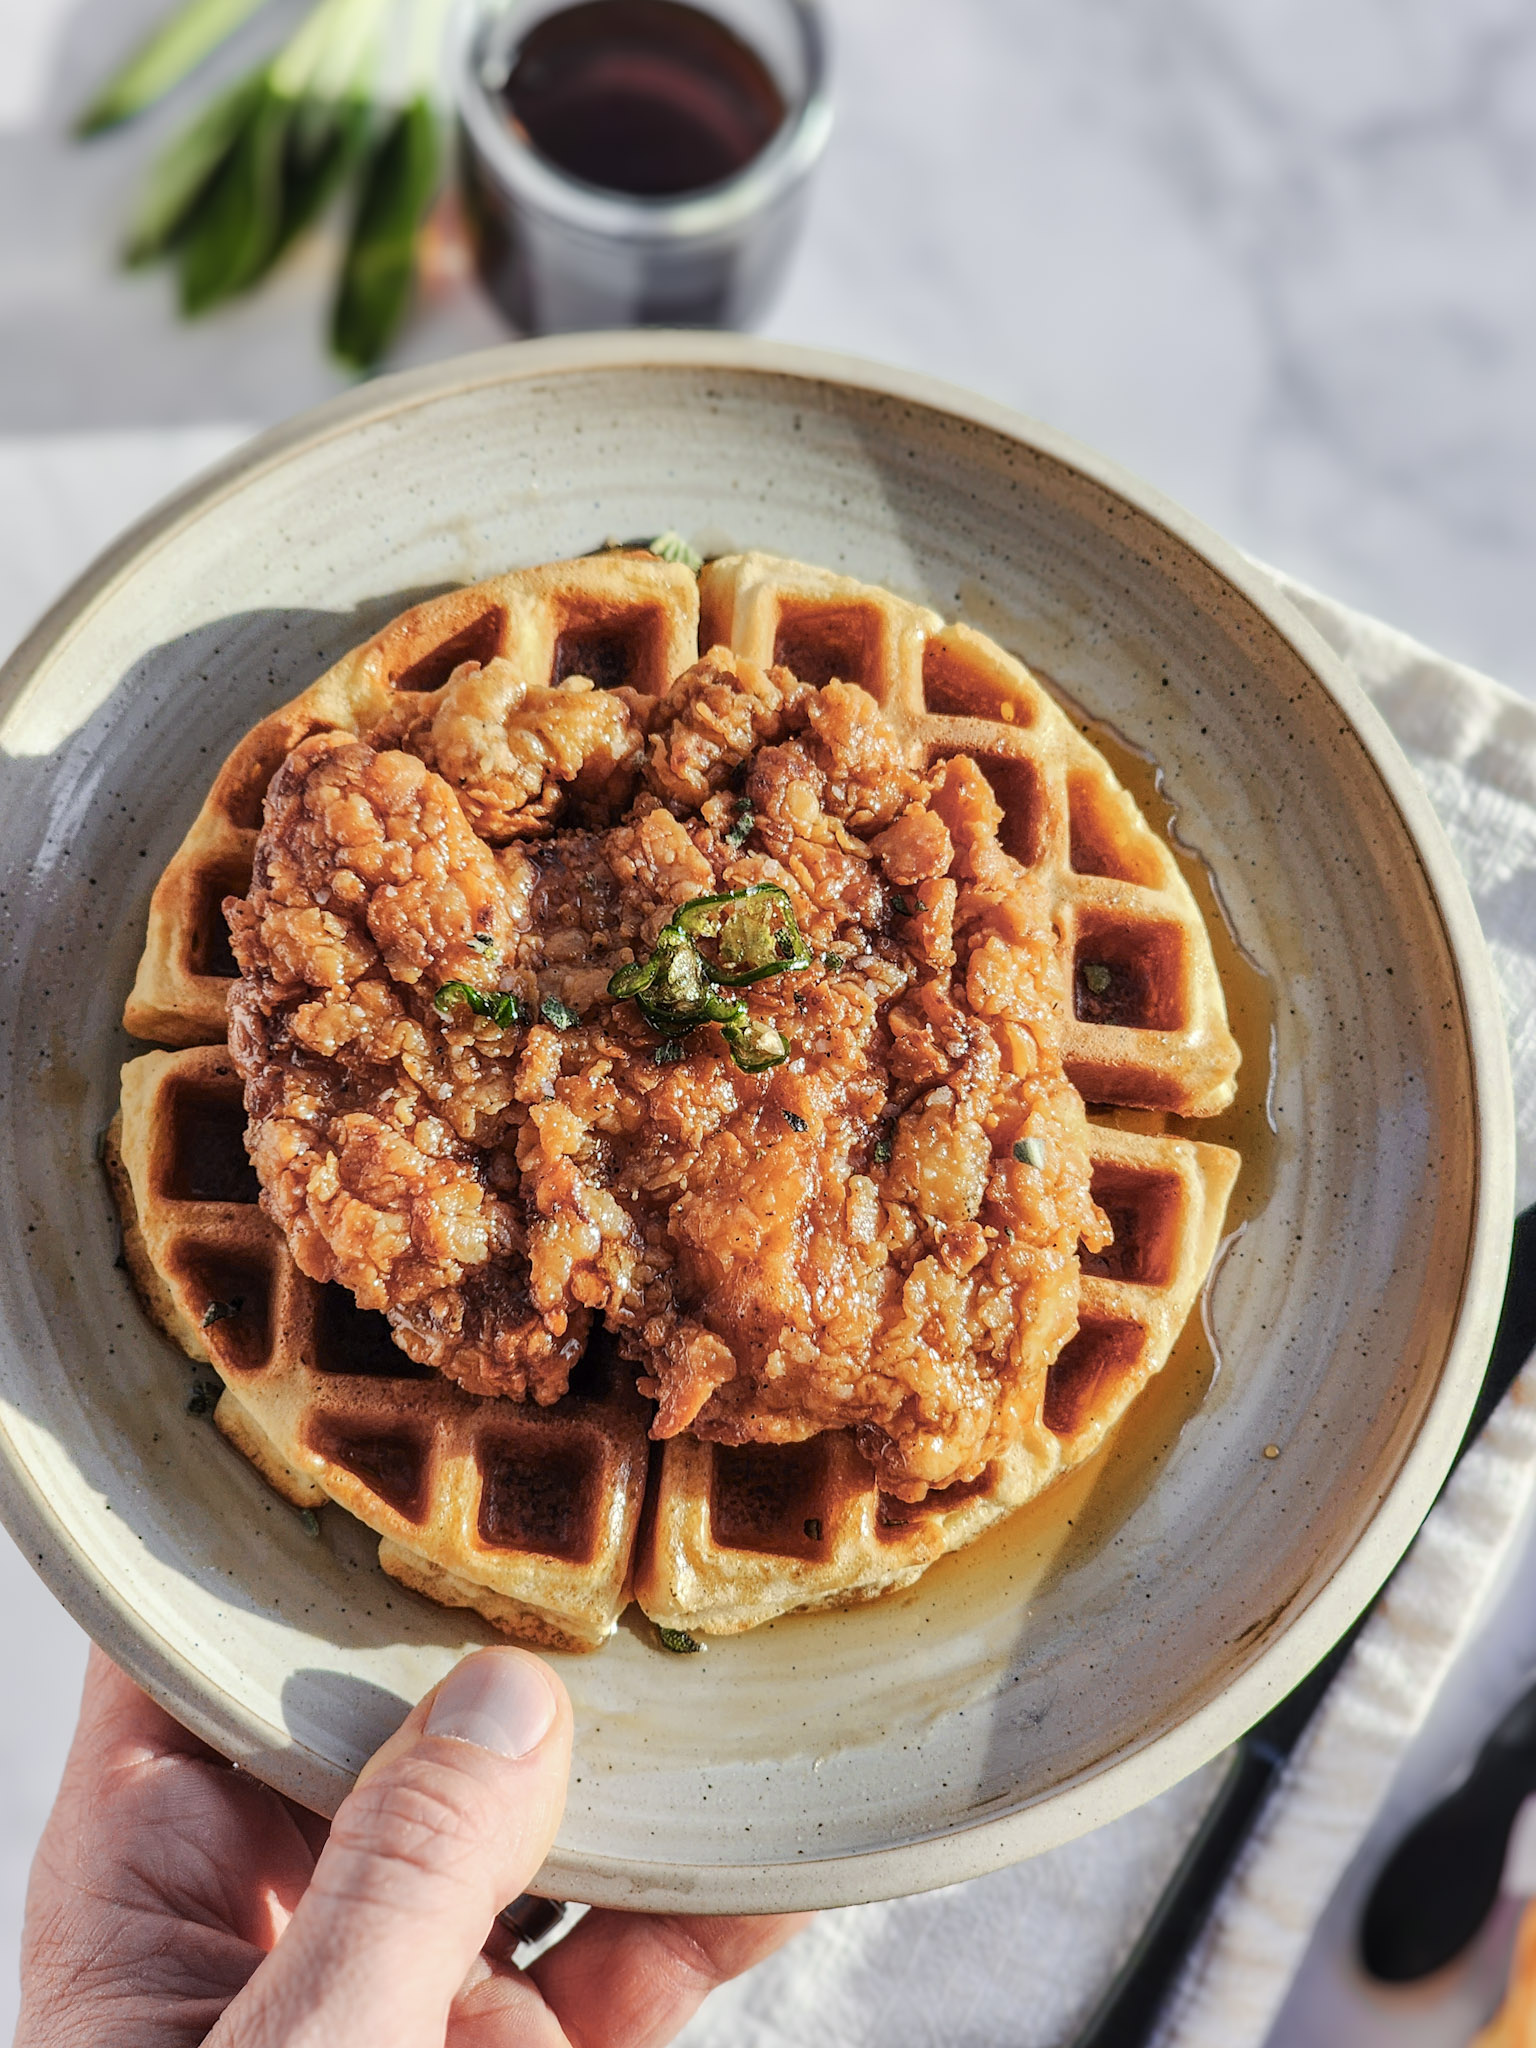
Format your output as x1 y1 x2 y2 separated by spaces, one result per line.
677 568 1536 2048
1147 573 1536 2047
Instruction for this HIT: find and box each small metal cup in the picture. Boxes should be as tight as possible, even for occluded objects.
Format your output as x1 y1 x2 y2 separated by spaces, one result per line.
451 0 831 335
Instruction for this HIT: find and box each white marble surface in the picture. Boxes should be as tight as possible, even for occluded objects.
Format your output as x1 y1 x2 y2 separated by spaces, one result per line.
5 0 1536 696
1 0 1534 2040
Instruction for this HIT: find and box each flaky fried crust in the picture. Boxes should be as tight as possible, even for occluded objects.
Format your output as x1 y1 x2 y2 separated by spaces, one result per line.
112 550 1241 1644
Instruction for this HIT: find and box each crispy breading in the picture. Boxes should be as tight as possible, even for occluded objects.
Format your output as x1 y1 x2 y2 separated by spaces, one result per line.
226 651 1108 1497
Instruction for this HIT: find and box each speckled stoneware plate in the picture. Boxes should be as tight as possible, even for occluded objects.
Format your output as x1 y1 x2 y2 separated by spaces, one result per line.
0 336 1513 1913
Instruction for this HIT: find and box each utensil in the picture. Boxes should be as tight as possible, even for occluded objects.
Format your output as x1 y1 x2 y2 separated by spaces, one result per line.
452 0 831 332
1071 1201 1536 2044
1362 1671 1536 1981
0 334 1511 1914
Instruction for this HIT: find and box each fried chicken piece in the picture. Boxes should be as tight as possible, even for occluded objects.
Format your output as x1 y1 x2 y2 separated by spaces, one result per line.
642 647 809 805
413 656 646 840
226 656 1108 1493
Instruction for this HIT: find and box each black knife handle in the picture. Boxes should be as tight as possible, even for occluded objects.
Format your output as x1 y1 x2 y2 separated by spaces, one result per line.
1359 1671 1536 1981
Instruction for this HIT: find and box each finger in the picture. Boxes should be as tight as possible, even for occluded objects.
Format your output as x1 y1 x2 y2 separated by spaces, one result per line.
206 1647 571 2048
527 1907 813 2047
279 1794 333 1864
60 1651 316 1944
18 1651 318 2046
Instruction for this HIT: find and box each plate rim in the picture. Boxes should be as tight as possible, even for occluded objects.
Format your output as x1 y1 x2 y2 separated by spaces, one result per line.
0 332 1515 1912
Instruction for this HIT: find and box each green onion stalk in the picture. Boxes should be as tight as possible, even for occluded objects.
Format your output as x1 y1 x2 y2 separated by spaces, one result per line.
75 0 270 136
432 886 813 1076
79 0 452 370
607 886 813 1075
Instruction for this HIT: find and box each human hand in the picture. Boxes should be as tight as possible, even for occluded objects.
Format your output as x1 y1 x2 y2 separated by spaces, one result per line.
17 1646 807 2047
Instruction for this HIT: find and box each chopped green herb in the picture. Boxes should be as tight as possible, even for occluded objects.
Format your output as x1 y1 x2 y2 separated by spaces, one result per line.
783 1110 807 1132
824 952 846 970
649 531 704 574
657 1625 702 1654
724 799 754 850
607 886 810 1075
721 1014 789 1074
467 932 496 955
890 894 914 918
1014 1137 1046 1169
434 982 529 1029
803 1517 822 1542
435 979 484 1017
1081 962 1113 996
654 1039 688 1065
186 1379 221 1415
298 1508 321 1538
201 1297 242 1328
873 1134 894 1165
609 923 726 1022
676 885 813 986
540 996 580 1030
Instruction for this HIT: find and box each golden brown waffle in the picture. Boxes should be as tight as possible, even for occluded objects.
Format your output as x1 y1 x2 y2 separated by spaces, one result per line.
107 1045 651 1653
635 1119 1238 1633
125 553 702 1045
699 553 1239 1117
114 548 1241 1648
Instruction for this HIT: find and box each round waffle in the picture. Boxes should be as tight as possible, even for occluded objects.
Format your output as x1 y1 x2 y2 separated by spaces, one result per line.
110 549 1240 1648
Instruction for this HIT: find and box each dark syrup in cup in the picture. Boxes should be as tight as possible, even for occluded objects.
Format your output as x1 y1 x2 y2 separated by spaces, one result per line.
455 0 828 332
504 0 787 197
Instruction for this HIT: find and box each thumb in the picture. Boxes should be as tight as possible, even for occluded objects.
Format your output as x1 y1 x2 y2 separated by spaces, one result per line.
210 1646 571 2048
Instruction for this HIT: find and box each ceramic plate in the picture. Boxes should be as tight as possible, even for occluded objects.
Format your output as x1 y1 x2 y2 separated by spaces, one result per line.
0 336 1512 1912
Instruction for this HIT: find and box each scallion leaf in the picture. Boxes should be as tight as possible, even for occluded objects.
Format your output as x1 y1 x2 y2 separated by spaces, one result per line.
720 1014 788 1074
174 79 289 312
1014 1137 1046 1169
608 887 808 1074
435 982 528 1028
76 0 269 137
331 93 439 371
657 1625 702 1654
540 996 580 1030
724 799 754 850
273 89 371 262
124 69 268 264
649 532 703 574
95 0 453 365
